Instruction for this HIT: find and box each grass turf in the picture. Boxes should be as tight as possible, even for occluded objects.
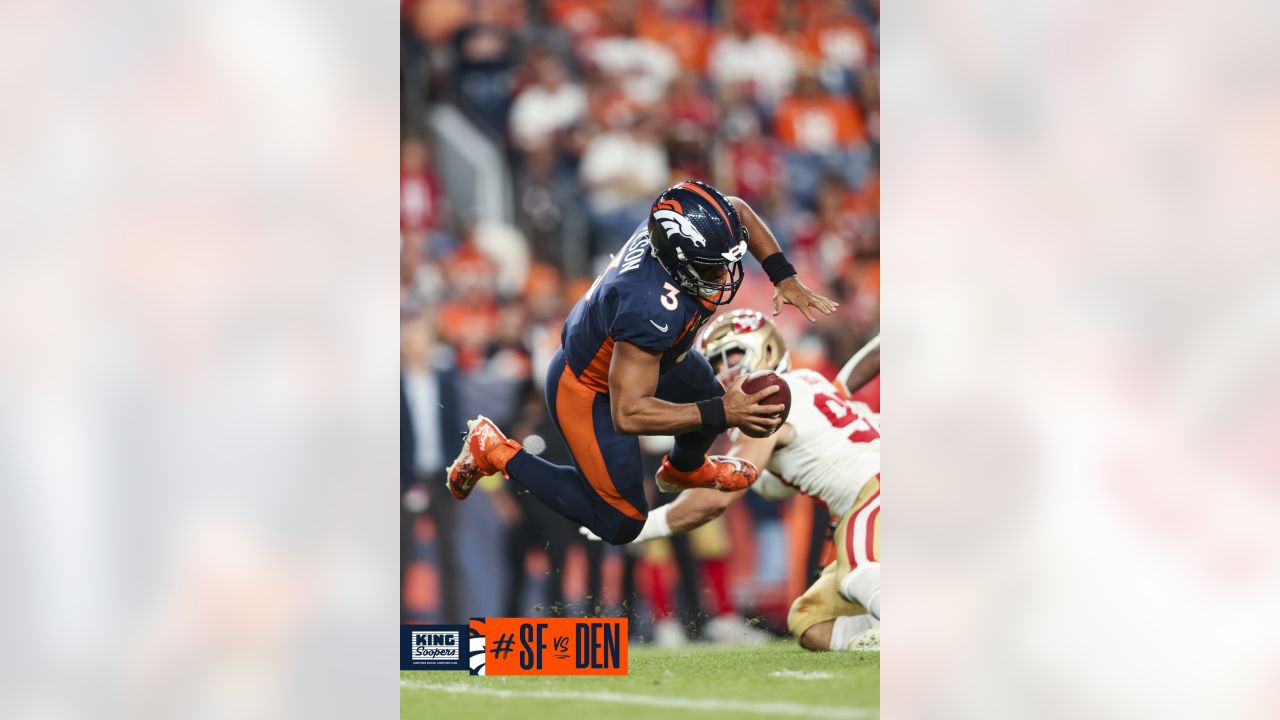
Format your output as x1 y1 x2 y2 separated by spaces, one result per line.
401 640 878 720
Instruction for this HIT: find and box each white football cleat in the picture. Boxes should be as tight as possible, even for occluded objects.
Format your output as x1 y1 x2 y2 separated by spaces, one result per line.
706 614 771 645
652 619 688 648
847 627 880 652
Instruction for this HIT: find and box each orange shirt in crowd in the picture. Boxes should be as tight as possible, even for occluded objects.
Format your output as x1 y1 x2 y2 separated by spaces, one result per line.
636 14 710 71
844 174 879 218
793 2 874 68
844 256 879 297
773 95 866 152
437 300 499 372
734 0 783 29
438 300 499 343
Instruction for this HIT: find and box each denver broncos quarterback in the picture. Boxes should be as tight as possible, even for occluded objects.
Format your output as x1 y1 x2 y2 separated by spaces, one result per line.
588 311 882 652
445 180 837 545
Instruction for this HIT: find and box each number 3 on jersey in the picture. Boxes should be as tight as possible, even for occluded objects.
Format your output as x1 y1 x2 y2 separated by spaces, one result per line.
659 282 679 310
813 391 880 444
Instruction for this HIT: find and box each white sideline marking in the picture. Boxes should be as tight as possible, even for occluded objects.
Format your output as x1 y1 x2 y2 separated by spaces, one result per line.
768 670 838 680
401 678 876 719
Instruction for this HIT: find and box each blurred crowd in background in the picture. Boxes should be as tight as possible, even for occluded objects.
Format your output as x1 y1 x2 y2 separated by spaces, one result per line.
401 0 878 643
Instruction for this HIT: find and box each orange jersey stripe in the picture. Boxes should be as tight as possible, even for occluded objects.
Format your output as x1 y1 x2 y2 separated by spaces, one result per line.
673 313 702 347
579 336 614 393
556 364 647 521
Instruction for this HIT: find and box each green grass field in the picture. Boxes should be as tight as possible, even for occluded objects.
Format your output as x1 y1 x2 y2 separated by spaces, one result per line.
401 641 878 719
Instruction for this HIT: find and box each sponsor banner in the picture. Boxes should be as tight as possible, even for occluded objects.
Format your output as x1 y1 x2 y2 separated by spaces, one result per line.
401 624 468 671
468 617 628 676
402 618 628 675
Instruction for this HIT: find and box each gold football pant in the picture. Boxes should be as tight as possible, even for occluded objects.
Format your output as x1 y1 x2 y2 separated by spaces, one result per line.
787 474 880 639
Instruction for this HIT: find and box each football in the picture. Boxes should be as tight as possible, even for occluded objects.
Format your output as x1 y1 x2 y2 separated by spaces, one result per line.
740 370 791 437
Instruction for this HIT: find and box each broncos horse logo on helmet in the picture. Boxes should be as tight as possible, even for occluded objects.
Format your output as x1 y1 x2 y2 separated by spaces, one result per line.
652 206 709 248
647 180 749 306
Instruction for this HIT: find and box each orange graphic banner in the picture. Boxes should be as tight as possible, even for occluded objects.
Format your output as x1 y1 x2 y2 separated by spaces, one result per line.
471 617 628 676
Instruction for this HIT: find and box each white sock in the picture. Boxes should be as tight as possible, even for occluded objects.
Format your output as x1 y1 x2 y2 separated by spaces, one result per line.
829 614 875 650
841 563 880 620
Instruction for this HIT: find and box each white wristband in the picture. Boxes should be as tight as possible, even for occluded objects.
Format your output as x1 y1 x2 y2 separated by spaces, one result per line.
630 503 674 543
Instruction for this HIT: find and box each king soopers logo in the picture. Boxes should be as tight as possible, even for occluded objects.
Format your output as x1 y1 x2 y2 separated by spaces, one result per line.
412 630 460 661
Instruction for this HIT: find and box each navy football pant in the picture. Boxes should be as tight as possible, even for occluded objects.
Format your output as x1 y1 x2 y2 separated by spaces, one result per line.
504 347 724 545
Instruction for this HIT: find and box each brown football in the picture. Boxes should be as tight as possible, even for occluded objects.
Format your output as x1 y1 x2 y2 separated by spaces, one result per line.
739 370 791 437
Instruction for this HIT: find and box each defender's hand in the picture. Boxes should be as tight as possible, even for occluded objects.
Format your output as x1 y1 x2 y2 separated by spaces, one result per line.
578 526 603 542
773 276 839 323
721 374 786 437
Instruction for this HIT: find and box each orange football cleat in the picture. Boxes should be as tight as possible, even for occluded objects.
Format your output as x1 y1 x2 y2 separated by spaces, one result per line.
446 415 522 500
655 454 758 493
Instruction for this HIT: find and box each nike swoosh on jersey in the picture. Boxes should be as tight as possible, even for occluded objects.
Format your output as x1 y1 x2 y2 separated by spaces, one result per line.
649 319 669 332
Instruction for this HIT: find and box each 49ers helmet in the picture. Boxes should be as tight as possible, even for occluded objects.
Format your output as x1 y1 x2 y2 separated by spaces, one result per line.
696 309 791 375
647 180 749 306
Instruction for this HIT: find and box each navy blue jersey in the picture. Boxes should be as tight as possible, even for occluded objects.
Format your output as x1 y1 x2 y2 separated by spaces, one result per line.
561 225 716 392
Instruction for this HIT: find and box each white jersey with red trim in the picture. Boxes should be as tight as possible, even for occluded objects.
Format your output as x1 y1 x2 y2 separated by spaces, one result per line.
752 368 880 517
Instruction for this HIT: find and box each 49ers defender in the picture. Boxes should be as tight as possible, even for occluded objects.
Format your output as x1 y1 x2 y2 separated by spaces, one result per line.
588 310 881 652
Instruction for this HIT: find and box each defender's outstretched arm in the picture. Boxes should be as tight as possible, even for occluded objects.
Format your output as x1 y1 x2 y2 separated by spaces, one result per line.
588 425 791 544
836 334 880 396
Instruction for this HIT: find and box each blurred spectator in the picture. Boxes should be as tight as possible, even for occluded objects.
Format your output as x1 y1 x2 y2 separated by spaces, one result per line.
584 73 641 133
791 174 876 293
545 0 608 41
401 313 465 621
583 1 678 105
774 66 869 207
470 221 532 298
708 8 797 108
401 138 442 234
516 146 589 273
401 314 466 490
437 236 501 371
406 0 471 46
635 0 712 73
580 113 669 258
521 262 571 392
451 1 522 134
509 53 586 152
664 71 718 179
793 0 875 94
720 89 782 209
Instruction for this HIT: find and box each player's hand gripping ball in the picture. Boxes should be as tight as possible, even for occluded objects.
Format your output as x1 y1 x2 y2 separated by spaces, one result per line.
739 370 791 438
